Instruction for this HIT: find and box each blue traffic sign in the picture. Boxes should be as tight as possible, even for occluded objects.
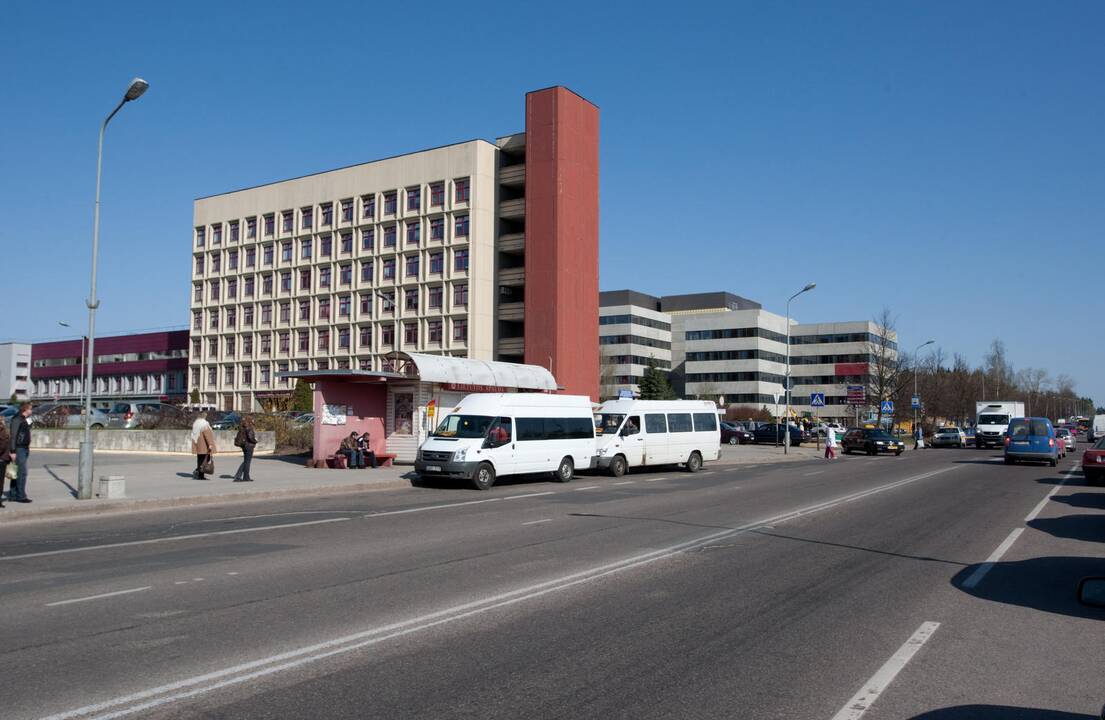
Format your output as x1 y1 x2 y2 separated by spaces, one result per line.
881 400 895 414
810 392 826 407
911 395 921 409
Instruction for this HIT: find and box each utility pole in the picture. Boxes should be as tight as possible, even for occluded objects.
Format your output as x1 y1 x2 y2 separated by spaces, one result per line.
783 283 815 454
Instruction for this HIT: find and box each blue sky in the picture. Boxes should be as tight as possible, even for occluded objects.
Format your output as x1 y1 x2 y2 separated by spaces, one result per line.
2 1 1102 404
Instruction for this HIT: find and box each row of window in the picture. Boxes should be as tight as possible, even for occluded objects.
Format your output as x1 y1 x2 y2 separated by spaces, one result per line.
193 219 470 275
601 354 672 369
33 349 188 368
791 332 898 350
598 334 672 350
686 371 787 385
34 372 185 396
685 349 787 364
637 412 718 435
685 327 894 349
195 179 471 247
598 314 672 332
190 319 469 360
192 284 470 330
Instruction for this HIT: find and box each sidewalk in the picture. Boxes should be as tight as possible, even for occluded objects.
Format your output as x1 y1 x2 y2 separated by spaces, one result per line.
3 449 412 522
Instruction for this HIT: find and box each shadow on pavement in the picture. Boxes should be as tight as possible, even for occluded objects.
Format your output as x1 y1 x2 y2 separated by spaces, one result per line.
1028 515 1105 544
1037 472 1092 487
952 556 1105 620
906 706 1096 719
410 472 559 491
42 464 78 498
1052 493 1105 510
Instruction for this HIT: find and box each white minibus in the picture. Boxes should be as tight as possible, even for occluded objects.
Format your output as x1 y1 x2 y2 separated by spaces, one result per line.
415 393 596 490
594 399 721 476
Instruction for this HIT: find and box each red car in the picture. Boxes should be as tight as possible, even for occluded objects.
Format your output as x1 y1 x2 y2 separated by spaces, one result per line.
1082 436 1105 486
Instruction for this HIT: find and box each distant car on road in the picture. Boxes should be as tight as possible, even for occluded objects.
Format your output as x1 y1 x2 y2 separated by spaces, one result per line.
963 427 976 447
841 428 905 456
209 411 242 430
1004 417 1058 467
1055 427 1075 453
107 402 186 429
28 403 109 429
931 427 967 448
752 423 806 446
720 421 752 445
1081 435 1105 486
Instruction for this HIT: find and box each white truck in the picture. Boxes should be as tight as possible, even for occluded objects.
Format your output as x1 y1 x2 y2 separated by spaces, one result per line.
975 401 1026 449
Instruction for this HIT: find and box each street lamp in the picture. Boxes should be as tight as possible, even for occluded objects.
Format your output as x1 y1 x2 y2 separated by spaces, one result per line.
784 282 816 455
913 339 935 435
57 321 87 409
79 77 149 500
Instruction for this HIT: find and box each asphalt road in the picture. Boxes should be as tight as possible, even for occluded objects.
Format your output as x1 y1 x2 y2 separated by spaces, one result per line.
1 443 1102 719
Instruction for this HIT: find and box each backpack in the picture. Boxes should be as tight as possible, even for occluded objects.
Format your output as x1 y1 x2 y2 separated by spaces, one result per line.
234 427 247 448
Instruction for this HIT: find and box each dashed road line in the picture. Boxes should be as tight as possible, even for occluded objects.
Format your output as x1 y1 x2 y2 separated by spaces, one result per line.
522 519 553 526
46 586 153 608
613 481 635 486
830 622 940 719
1024 465 1074 522
961 528 1023 589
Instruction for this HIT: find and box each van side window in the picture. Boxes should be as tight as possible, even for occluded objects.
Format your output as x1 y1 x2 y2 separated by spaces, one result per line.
517 418 543 441
623 416 640 435
515 417 594 441
692 413 717 432
668 413 693 432
645 414 667 434
488 417 512 444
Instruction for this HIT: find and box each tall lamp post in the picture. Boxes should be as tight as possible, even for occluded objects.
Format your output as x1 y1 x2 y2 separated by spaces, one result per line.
57 321 86 409
374 290 400 371
79 77 149 500
913 339 935 435
784 282 816 455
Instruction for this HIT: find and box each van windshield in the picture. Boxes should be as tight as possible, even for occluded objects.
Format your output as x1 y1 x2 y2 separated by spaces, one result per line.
978 414 1009 425
594 413 626 434
433 414 494 438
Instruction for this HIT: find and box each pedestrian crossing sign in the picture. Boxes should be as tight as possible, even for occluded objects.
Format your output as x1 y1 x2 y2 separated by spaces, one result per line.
881 400 894 414
810 392 826 407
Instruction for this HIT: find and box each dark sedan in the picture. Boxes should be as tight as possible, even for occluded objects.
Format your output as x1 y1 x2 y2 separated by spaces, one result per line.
720 422 753 445
752 423 807 446
841 428 905 456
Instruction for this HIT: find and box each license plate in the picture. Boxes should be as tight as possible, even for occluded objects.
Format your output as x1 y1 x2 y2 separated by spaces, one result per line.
426 465 442 472
1012 441 1028 445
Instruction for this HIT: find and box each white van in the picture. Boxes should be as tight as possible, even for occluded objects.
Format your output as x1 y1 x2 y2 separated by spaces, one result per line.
1091 414 1105 442
415 393 596 490
594 399 722 477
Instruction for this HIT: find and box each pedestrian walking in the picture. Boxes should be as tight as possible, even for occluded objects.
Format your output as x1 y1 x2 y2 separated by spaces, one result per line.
191 411 217 480
824 425 837 460
8 403 33 503
339 432 362 469
357 432 377 469
232 415 257 482
913 425 925 450
0 417 9 508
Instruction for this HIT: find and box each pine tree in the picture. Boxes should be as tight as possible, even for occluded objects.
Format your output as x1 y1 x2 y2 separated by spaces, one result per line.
639 359 677 400
189 388 200 404
292 379 314 412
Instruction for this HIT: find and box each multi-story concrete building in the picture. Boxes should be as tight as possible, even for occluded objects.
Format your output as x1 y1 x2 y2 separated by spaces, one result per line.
598 290 672 399
30 331 189 405
607 290 896 421
0 343 32 402
190 86 599 410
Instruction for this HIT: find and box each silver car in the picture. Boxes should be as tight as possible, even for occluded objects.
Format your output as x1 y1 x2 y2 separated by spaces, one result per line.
931 426 967 448
106 401 186 429
1055 427 1075 452
29 403 109 430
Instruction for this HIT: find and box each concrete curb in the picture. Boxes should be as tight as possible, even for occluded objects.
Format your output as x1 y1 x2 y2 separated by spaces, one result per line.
0 476 415 525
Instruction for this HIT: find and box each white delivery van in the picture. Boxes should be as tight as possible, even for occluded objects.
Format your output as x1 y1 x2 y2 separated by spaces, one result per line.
594 399 722 477
1091 414 1105 442
975 401 1026 449
415 393 596 490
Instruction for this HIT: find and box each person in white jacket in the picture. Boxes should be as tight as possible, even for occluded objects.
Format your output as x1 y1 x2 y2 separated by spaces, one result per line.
824 426 837 460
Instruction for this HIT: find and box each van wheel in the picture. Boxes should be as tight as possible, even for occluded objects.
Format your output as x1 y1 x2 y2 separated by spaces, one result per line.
686 451 703 473
471 462 496 491
609 455 627 478
554 457 574 483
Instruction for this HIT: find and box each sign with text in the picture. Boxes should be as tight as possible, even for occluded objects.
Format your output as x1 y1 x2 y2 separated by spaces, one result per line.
911 395 921 409
846 385 866 405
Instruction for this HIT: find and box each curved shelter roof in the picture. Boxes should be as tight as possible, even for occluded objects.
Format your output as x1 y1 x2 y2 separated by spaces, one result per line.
401 352 558 392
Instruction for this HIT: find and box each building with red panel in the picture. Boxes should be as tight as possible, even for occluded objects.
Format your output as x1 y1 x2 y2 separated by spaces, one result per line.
190 86 600 411
30 330 190 405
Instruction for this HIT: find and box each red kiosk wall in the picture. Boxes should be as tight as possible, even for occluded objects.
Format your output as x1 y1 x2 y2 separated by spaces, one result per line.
312 382 387 462
524 87 600 401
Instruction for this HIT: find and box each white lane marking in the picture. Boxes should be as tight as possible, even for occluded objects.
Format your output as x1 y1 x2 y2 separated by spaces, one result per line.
613 481 635 486
174 582 188 586
961 528 1024 589
1 518 350 562
522 519 553 526
191 511 359 523
40 465 959 720
45 586 152 608
502 491 556 500
1024 466 1074 522
830 621 940 720
365 498 501 517
643 477 666 482
574 485 599 491
226 572 239 576
191 578 205 582
804 471 825 477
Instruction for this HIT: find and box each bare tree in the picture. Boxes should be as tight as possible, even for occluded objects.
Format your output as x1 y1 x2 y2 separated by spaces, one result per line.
1016 367 1049 416
982 339 1015 399
866 308 906 425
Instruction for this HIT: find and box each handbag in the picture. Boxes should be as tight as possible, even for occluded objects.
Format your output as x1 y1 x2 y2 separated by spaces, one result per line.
4 463 16 481
201 457 215 475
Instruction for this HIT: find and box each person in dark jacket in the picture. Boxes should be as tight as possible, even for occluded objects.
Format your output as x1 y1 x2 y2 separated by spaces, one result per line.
357 432 377 469
233 416 258 482
9 403 32 503
339 432 361 469
0 417 9 508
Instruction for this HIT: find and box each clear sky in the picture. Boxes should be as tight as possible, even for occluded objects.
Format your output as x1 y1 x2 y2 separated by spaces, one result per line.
2 1 1102 404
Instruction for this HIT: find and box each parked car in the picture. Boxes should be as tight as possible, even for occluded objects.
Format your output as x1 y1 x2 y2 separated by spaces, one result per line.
28 403 109 429
107 402 186 429
1081 435 1105 486
841 428 905 456
752 423 807 446
293 412 315 426
931 427 967 448
720 421 752 445
814 422 848 438
1004 417 1058 467
1055 426 1075 452
209 411 242 430
963 427 977 447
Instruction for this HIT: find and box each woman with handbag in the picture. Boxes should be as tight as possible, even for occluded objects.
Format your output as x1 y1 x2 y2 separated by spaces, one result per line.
191 412 217 480
232 416 257 482
0 418 9 507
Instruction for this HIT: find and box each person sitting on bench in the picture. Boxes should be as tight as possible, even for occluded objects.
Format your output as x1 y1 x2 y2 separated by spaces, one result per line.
357 432 377 468
339 432 362 469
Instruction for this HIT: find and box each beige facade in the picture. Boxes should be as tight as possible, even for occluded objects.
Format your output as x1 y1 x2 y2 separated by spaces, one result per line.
190 140 498 410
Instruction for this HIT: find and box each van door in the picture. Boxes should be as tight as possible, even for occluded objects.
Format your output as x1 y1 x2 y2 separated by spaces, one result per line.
667 412 694 463
643 413 669 465
481 417 517 476
618 415 645 467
